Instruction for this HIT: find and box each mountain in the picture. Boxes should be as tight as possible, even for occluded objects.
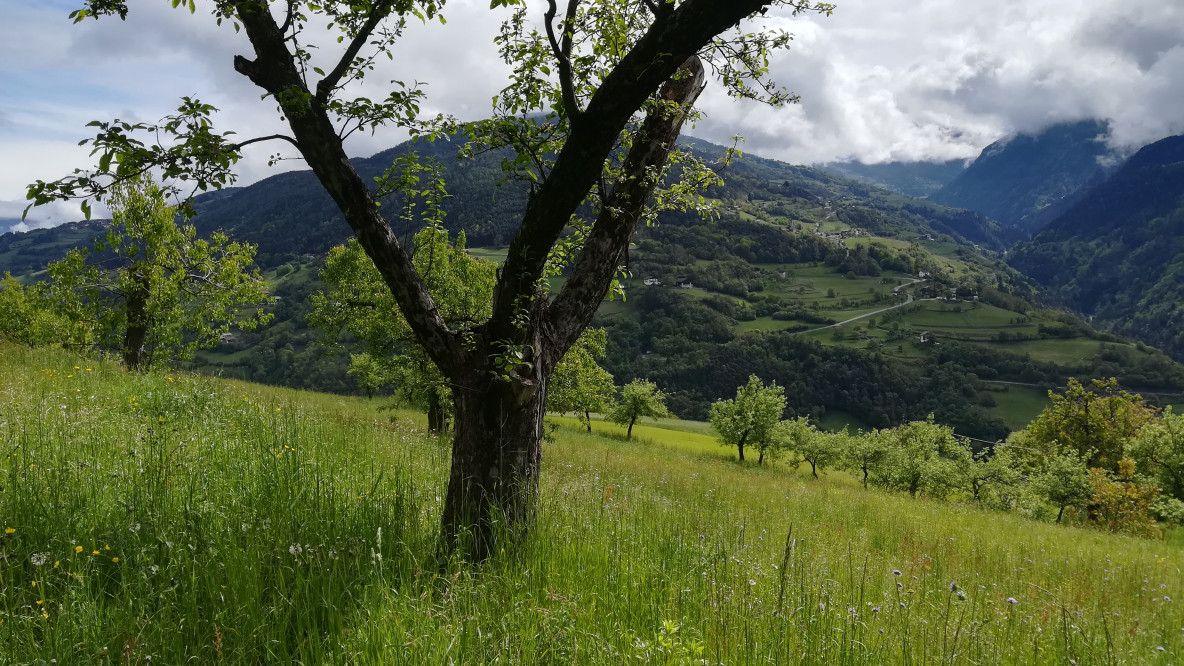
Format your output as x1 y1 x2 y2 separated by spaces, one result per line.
1008 134 1184 360
0 218 22 235
930 120 1115 233
0 220 110 276
815 159 965 198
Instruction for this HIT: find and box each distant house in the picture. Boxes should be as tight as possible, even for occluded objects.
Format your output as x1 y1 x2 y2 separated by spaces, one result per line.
917 270 931 279
674 276 694 289
219 332 237 344
642 277 662 286
918 331 932 344
917 234 935 241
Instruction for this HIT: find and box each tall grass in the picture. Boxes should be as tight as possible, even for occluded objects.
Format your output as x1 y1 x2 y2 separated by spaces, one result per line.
1 344 1181 663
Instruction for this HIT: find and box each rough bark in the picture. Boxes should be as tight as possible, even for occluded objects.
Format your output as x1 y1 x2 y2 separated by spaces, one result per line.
441 346 551 559
122 265 150 371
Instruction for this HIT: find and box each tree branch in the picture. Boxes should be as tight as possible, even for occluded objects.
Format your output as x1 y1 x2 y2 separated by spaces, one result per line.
544 0 581 119
546 56 706 357
489 0 769 339
231 0 460 374
315 0 396 105
233 133 301 151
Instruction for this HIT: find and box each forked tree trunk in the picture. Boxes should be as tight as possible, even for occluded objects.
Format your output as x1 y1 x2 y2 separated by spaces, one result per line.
122 266 151 372
441 369 548 560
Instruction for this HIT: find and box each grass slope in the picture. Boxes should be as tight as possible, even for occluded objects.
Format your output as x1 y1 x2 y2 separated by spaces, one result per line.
2 345 1181 664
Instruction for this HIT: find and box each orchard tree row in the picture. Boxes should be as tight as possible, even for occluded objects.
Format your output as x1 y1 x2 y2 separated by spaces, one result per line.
704 375 1184 538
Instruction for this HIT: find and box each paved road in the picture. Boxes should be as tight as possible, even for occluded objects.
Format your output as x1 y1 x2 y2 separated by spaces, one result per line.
793 278 926 335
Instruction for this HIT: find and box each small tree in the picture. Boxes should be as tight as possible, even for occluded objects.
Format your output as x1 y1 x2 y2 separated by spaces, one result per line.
0 275 90 349
840 429 888 488
794 423 843 478
1087 458 1161 538
709 375 786 463
1127 407 1184 502
949 448 1022 505
46 176 270 371
610 379 670 439
1029 449 1093 523
548 328 616 432
347 352 388 399
311 221 496 432
1024 378 1156 471
874 417 964 498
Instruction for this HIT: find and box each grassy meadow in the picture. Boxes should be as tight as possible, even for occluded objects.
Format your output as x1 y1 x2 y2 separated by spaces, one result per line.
2 343 1182 664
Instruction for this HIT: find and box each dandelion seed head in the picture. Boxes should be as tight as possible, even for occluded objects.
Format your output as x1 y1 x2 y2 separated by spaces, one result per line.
30 553 49 567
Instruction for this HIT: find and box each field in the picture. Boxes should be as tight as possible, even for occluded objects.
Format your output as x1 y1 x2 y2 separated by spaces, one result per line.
2 344 1181 664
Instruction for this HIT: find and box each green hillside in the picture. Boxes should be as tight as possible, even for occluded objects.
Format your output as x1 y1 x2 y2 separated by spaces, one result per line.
1008 135 1184 362
2 344 1180 663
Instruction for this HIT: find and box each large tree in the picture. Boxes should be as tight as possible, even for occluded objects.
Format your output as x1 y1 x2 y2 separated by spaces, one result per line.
29 0 832 558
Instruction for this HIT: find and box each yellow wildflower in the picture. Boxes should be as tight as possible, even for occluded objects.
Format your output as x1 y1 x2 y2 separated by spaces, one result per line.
54 561 59 568
41 612 48 619
36 600 43 605
74 366 80 370
112 557 119 563
31 581 36 587
4 528 14 534
92 550 99 556
103 545 110 551
74 546 83 554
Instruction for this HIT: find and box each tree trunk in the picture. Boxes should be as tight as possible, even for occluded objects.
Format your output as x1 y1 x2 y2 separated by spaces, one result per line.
627 415 636 439
862 464 869 488
584 409 592 432
737 441 745 462
441 371 547 560
810 460 818 478
758 448 765 465
427 391 446 433
122 266 150 372
1056 505 1065 523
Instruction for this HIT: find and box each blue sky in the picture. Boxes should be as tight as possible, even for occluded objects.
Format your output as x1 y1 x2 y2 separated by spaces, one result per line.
2 0 1182 230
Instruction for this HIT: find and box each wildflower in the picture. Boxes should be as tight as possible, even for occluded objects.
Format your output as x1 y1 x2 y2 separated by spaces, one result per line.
36 600 43 605
892 569 902 576
31 581 36 587
92 550 99 556
949 581 958 593
30 553 49 567
104 545 110 551
75 546 83 554
74 366 80 370
53 561 59 568
4 528 14 534
149 565 160 575
289 544 303 556
1006 597 1019 604
41 613 48 619
872 606 881 613
112 557 119 563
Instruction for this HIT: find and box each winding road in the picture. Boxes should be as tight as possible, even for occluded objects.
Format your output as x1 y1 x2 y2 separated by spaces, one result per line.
793 278 927 335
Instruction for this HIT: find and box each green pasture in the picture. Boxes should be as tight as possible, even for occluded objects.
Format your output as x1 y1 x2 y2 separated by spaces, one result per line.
1 344 1182 664
983 385 1053 432
0 341 1179 658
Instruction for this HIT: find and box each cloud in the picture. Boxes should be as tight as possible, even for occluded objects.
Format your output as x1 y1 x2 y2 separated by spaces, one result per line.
3 0 1182 220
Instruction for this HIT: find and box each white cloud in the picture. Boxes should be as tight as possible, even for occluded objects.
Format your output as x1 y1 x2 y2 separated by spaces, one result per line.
2 0 1182 221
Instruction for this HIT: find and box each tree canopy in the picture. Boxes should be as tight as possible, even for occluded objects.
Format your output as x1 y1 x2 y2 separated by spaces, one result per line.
30 0 835 558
